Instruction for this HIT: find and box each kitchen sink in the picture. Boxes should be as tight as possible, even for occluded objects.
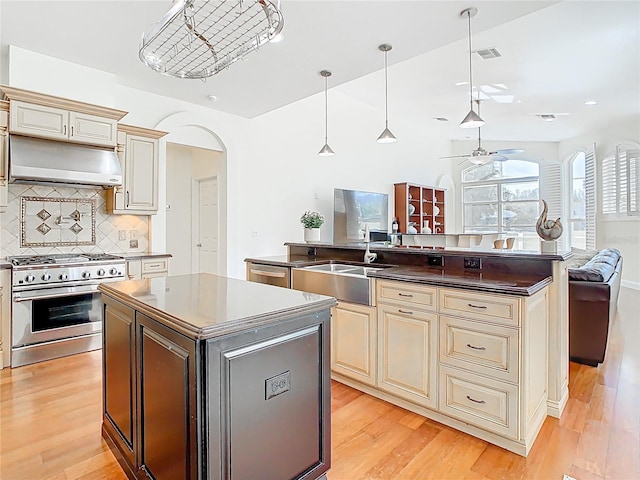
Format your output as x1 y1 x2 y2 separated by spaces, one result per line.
292 263 390 306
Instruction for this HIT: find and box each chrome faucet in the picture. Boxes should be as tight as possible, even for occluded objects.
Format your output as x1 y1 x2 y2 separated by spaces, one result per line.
363 225 377 264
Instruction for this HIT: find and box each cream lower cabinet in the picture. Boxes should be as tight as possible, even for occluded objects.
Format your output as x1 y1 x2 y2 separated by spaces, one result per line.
0 269 11 369
331 278 549 456
126 258 169 280
331 302 377 386
377 304 438 408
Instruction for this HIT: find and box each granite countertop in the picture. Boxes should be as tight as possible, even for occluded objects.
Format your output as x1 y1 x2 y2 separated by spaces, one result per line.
368 266 551 296
0 261 11 270
111 252 172 260
99 273 336 340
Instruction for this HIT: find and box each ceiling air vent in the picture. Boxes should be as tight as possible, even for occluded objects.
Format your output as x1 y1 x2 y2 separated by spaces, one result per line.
537 114 557 122
474 47 502 60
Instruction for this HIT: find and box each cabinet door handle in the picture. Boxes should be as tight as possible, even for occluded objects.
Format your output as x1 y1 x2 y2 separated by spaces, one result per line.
467 303 487 309
466 395 486 405
398 309 413 315
63 125 67 135
71 126 74 136
126 191 130 208
398 293 414 298
466 343 486 351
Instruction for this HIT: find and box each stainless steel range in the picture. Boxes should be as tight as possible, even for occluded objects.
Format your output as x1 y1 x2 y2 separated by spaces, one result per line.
10 253 126 367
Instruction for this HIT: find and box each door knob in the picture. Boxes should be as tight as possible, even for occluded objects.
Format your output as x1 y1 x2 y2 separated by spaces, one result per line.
196 243 202 247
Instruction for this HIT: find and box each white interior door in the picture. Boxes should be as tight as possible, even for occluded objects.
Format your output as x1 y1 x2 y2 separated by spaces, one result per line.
193 176 219 274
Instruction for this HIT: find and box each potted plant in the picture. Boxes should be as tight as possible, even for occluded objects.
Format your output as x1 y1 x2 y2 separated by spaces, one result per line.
300 211 324 242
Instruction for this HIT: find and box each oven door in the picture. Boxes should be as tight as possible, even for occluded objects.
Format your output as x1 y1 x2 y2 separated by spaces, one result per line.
12 284 103 348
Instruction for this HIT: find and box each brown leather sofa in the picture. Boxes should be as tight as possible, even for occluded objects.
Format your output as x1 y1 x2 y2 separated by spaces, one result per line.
568 248 622 366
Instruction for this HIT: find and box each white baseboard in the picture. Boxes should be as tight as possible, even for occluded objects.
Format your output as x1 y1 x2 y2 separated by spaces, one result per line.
621 280 640 290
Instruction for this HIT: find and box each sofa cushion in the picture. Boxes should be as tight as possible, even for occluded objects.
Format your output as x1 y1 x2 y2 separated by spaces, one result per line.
568 248 621 282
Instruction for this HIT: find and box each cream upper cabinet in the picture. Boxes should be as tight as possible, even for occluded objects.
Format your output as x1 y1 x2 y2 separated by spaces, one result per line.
10 101 118 147
1 85 127 148
331 302 377 386
106 125 167 215
0 102 8 213
377 303 438 409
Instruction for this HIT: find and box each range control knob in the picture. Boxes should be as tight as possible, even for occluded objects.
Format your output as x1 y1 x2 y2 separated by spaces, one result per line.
97 269 105 277
82 271 91 279
25 274 36 283
109 267 118 275
42 273 51 281
59 273 69 281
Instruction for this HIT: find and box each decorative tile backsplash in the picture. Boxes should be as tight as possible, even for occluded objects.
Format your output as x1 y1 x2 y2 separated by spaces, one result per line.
21 196 96 247
1 185 150 257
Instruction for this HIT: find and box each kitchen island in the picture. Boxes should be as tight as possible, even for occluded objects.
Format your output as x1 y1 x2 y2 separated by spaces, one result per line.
99 273 336 480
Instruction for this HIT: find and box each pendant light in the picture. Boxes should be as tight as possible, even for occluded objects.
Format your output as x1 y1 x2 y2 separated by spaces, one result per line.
318 70 335 156
377 44 397 143
459 7 485 129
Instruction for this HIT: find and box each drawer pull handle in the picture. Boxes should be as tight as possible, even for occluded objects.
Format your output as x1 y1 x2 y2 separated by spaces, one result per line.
398 293 414 297
466 343 486 351
466 395 486 404
398 309 413 315
467 303 487 309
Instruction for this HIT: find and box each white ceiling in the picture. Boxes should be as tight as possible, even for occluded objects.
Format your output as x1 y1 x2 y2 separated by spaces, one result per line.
1 1 638 142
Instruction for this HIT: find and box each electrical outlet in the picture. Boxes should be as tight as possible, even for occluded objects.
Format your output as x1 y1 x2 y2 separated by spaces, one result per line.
251 230 258 237
464 257 482 269
118 230 127 241
129 240 138 249
427 255 444 267
130 230 139 240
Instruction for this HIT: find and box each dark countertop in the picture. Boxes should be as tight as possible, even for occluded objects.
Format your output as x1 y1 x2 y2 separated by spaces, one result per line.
111 252 172 260
99 273 337 340
368 266 551 296
0 261 11 270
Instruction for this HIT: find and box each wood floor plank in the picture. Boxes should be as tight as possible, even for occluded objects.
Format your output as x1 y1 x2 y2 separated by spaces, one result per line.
1 287 639 480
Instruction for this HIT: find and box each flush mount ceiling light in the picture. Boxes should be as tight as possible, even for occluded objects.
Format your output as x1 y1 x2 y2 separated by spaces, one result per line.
318 70 335 157
139 0 284 79
377 44 397 144
459 7 485 129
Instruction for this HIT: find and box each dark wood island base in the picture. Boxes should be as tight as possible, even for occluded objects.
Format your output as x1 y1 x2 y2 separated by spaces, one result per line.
99 273 336 480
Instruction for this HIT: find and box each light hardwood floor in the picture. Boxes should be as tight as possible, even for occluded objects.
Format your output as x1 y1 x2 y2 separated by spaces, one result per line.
1 287 639 480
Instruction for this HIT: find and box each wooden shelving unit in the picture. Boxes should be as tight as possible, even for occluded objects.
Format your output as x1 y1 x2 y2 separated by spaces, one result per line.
394 183 446 234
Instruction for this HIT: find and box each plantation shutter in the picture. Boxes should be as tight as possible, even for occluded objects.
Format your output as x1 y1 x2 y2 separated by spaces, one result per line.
584 145 596 249
618 145 628 214
539 162 563 219
601 152 617 214
627 147 640 215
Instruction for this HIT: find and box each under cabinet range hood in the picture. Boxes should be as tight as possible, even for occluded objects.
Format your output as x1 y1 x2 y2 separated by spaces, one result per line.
8 135 122 188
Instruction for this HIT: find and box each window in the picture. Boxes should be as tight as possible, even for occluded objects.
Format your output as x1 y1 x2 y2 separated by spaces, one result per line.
462 161 540 241
602 143 640 216
569 152 587 249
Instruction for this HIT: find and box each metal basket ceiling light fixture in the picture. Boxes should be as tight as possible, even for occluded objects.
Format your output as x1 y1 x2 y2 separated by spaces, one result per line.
139 0 284 79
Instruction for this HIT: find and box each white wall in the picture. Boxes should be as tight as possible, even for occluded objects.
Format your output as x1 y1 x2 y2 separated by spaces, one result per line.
559 117 640 289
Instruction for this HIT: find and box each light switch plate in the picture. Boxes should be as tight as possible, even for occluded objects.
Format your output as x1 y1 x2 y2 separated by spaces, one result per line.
130 230 139 240
118 230 127 241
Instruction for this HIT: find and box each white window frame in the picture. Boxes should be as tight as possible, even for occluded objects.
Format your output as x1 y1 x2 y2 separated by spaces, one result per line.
601 142 640 219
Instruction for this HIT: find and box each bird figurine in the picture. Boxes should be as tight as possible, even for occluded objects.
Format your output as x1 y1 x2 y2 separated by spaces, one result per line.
536 199 563 241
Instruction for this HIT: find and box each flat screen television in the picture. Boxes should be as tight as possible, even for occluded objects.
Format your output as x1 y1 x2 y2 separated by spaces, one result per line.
333 188 389 244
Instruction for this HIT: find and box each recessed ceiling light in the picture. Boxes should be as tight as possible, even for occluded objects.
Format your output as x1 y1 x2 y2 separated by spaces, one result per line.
207 95 218 102
455 81 469 86
584 100 598 105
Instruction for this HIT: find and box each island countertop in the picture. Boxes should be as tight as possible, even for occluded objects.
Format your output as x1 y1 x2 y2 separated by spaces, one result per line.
99 273 336 340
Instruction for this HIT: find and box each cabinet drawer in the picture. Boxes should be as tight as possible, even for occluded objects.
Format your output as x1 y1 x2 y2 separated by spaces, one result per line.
439 315 520 383
439 289 520 326
377 280 437 311
439 365 519 440
141 258 168 274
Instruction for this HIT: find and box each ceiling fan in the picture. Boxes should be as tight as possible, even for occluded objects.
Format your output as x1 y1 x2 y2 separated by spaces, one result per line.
442 100 523 165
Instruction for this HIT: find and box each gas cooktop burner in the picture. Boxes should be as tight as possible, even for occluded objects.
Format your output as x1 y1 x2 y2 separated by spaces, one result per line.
9 253 124 267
